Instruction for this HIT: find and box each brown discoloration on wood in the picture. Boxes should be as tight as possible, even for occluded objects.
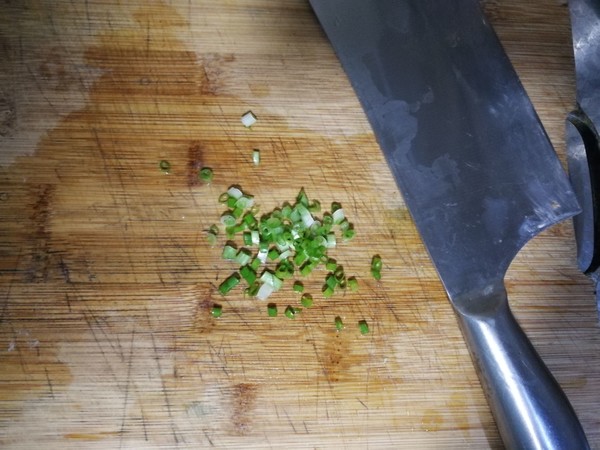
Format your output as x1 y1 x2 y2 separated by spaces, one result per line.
25 184 55 283
63 432 120 441
37 47 81 92
187 142 204 187
230 382 258 435
199 53 236 96
0 92 16 137
193 291 219 335
318 331 352 384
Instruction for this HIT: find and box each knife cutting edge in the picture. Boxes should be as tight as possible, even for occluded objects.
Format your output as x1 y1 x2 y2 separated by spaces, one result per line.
566 0 600 319
309 0 590 448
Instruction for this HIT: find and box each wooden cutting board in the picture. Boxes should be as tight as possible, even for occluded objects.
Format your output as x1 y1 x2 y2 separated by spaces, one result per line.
0 1 598 448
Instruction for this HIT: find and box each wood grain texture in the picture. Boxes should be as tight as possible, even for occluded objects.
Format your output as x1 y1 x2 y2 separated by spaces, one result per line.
0 1 598 448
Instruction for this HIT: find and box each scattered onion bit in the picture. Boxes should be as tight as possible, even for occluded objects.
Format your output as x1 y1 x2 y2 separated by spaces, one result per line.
267 303 277 317
284 305 300 319
300 293 313 308
159 160 171 173
371 254 382 280
241 111 257 128
293 281 304 293
207 232 217 246
211 304 223 318
347 276 359 292
210 184 376 333
207 224 219 245
358 320 370 335
199 167 214 183
218 273 240 295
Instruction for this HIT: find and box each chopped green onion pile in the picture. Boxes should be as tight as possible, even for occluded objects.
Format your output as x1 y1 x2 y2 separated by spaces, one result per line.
212 186 357 300
209 184 377 333
347 276 359 292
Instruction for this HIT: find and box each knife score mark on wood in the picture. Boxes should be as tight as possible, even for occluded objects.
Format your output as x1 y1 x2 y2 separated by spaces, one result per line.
118 327 136 448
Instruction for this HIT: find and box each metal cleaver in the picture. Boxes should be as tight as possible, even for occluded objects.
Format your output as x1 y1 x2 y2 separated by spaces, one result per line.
309 1 589 448
566 0 600 319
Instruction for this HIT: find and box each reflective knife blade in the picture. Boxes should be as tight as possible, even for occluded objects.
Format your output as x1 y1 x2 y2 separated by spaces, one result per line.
310 0 589 448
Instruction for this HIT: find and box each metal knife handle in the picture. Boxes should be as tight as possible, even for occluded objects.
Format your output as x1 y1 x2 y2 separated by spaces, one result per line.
455 287 589 450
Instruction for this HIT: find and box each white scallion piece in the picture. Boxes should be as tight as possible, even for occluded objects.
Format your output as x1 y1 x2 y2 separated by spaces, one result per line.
235 195 254 209
303 215 315 229
332 208 345 224
256 282 274 301
326 233 337 248
227 186 243 199
220 213 235 226
253 149 260 165
260 271 283 291
241 111 257 128
257 249 268 263
260 271 274 284
297 204 315 228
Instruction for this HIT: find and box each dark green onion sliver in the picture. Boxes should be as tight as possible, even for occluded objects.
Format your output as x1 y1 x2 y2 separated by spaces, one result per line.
358 320 370 335
199 167 214 182
211 304 222 318
159 160 171 173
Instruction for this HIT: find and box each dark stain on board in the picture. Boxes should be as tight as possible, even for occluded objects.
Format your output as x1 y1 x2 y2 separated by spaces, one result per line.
199 53 236 96
0 92 17 137
37 47 80 92
192 285 219 334
30 184 54 239
187 142 204 187
230 382 258 435
319 331 353 383
25 184 55 283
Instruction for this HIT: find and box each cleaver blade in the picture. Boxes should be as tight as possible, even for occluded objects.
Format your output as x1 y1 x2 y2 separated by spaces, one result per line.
309 0 589 448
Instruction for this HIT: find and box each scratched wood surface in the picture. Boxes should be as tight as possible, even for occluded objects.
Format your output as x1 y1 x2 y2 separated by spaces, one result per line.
0 1 599 448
